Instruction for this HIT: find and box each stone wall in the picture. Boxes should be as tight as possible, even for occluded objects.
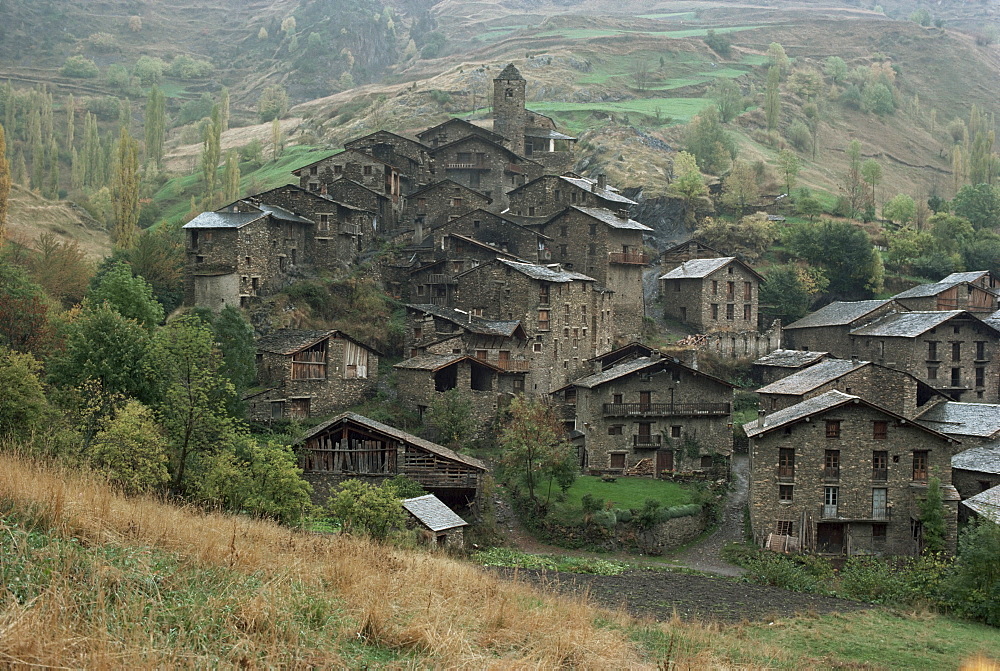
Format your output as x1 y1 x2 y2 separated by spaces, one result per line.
406 182 490 242
690 321 783 359
661 261 759 333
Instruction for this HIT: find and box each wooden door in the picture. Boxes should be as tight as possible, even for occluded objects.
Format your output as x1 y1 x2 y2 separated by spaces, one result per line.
656 449 674 473
816 523 845 554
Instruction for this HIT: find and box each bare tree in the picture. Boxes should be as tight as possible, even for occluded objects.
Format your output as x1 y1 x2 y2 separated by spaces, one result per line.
632 61 651 92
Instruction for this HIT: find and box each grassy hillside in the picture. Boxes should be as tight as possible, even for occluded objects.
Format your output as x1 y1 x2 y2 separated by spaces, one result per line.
5 184 111 259
1 447 998 667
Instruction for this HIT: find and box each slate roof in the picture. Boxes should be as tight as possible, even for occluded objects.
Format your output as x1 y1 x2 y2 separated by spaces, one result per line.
416 117 507 143
255 202 312 223
753 350 829 368
940 271 992 284
962 485 1000 524
182 211 264 229
893 280 963 299
495 258 596 283
558 175 636 204
984 309 1000 331
659 257 734 280
784 300 894 329
743 390 957 441
952 445 1000 474
256 329 378 356
406 303 525 337
254 183 375 213
445 234 527 261
850 311 964 337
661 239 726 257
496 63 525 80
756 359 869 396
916 402 1000 438
571 206 652 231
407 179 492 202
429 135 534 162
524 128 576 140
393 353 502 372
298 412 486 471
589 341 656 363
563 355 734 390
402 494 468 531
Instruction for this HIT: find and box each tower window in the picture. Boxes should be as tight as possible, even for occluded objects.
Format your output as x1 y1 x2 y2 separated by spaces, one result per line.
505 88 513 98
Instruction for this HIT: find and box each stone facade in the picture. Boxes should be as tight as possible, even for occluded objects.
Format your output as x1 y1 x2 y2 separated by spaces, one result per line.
416 117 507 150
659 257 762 333
782 300 906 356
247 330 379 422
405 180 492 244
850 311 1000 403
427 209 551 264
660 240 727 270
746 392 960 556
428 135 543 211
344 130 433 193
558 355 735 472
325 179 395 233
507 174 637 219
393 354 505 430
453 259 614 393
293 149 403 229
893 280 998 313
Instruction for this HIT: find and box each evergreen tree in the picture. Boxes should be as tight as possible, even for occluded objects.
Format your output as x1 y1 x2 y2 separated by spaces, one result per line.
0 123 9 240
765 66 781 131
223 150 240 203
112 126 141 249
144 86 166 168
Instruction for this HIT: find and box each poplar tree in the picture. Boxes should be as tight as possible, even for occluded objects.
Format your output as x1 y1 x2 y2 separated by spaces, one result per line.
200 104 222 201
29 109 44 190
112 126 140 249
2 81 13 139
223 150 240 203
765 66 781 131
144 86 165 167
13 149 26 187
45 136 59 199
65 94 75 148
219 87 230 132
271 117 283 161
0 123 10 239
83 112 101 188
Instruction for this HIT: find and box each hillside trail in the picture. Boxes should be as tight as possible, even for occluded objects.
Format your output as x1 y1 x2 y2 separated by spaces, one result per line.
493 454 749 577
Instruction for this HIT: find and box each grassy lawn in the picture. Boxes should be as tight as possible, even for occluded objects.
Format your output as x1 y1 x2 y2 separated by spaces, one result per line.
638 12 698 20
528 96 713 128
556 476 692 512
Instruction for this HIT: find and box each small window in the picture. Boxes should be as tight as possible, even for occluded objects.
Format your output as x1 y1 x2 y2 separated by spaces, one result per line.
913 450 929 481
776 521 794 536
671 425 682 438
873 421 888 440
270 401 284 419
976 366 985 387
872 523 887 540
952 342 961 361
613 393 623 404
363 165 373 175
951 367 961 387
825 449 840 478
610 453 626 469
726 303 735 320
779 485 793 501
711 304 719 320
711 280 718 295
608 425 623 436
976 341 986 360
826 420 841 438
927 366 938 380
533 343 542 352
928 341 938 360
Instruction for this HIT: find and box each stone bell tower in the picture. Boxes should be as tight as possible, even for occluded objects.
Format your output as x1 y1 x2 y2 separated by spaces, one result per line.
492 63 527 155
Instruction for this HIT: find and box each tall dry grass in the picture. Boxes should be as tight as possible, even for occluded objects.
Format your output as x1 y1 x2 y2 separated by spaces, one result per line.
0 449 704 668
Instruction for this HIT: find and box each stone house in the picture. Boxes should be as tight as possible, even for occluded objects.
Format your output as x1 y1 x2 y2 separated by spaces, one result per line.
452 258 614 393
589 342 656 373
416 117 508 150
427 134 543 210
393 353 505 429
961 484 1000 524
402 494 468 549
541 206 652 340
941 270 1000 292
404 303 530 367
293 149 404 228
344 130 433 193
249 184 373 271
783 299 907 356
659 257 763 333
756 357 946 417
892 276 998 313
507 174 637 219
296 412 487 506
491 63 576 170
325 178 396 232
553 353 735 473
660 240 728 270
745 390 961 556
752 349 830 386
849 310 1000 402
183 200 312 310
425 209 552 264
405 180 492 244
246 329 379 422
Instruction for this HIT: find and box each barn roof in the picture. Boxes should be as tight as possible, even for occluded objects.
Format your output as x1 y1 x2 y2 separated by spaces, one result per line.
561 355 734 391
756 359 869 396
784 300 895 329
753 349 829 368
393 353 502 372
893 280 965 300
256 329 379 356
569 206 652 231
182 211 264 229
962 485 1000 524
402 494 468 531
952 444 1000 475
850 311 966 337
299 412 486 471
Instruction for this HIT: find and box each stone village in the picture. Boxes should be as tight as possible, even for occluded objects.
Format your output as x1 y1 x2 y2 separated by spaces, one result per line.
183 64 1000 556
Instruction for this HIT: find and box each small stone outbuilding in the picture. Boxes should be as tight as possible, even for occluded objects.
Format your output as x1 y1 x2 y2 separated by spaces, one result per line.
402 493 469 549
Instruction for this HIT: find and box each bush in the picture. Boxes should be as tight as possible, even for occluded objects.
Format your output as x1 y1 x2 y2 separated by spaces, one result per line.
167 55 214 79
87 32 119 53
61 56 99 78
704 29 731 57
84 96 122 120
133 55 165 86
786 120 812 152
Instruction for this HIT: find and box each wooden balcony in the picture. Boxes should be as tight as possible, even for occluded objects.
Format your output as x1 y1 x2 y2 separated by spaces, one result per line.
341 224 361 236
505 163 523 174
608 252 649 265
494 358 531 372
602 402 730 417
445 162 490 170
425 274 456 284
633 434 662 447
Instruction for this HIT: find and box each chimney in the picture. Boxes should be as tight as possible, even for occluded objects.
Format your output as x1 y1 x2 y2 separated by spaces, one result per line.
320 183 328 196
590 181 597 193
597 174 607 190
617 208 630 219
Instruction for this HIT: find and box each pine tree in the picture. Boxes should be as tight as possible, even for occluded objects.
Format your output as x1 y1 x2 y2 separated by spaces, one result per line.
65 94 75 148
0 123 10 240
144 86 165 168
111 126 140 249
200 104 222 201
223 150 240 203
765 66 781 131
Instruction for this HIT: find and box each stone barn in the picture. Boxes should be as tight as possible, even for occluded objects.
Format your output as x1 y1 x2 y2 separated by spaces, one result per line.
402 494 469 549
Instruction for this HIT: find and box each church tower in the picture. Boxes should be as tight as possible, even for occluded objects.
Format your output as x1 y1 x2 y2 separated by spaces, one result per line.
492 63 527 155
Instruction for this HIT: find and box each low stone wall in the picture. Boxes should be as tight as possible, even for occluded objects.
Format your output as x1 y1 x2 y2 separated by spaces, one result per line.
626 510 708 556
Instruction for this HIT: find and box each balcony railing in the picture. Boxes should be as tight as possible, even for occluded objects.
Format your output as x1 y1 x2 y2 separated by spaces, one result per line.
633 435 662 447
341 224 361 236
445 161 489 170
602 402 730 417
505 163 523 174
822 504 838 519
429 296 450 306
608 252 649 265
425 274 456 284
494 358 530 372
777 465 795 480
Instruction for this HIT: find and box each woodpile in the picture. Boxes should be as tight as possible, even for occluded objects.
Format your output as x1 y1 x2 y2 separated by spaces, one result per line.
624 458 655 476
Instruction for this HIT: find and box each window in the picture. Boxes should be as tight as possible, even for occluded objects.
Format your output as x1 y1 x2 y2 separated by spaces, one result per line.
363 165 372 175
533 343 542 353
873 421 888 440
711 304 719 320
610 453 626 469
564 388 576 405
912 450 928 481
537 309 550 330
712 280 718 295
613 393 623 404
927 341 938 360
309 166 318 176
952 342 961 361
826 420 841 438
976 366 985 387
726 281 735 300
951 367 961 387
291 341 328 380
671 425 682 438
589 223 597 235
927 366 938 380
778 448 795 479
528 206 535 216
977 341 987 360
608 425 623 435
289 398 310 419
872 523 887 540
560 225 568 237
744 281 752 300
744 304 752 321
872 488 888 520
726 303 734 320
559 244 568 257
673 280 681 292
333 164 342 174
779 485 794 501
823 486 839 517
824 449 840 478
776 521 794 536
954 325 961 335
270 401 284 419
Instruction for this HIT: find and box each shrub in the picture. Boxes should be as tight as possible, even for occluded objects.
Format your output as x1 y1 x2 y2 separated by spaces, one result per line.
87 32 119 52
704 29 731 57
167 55 214 79
133 55 165 86
61 56 99 78
786 120 812 151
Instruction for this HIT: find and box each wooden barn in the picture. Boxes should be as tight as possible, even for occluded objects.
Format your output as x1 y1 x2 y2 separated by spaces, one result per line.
296 412 487 506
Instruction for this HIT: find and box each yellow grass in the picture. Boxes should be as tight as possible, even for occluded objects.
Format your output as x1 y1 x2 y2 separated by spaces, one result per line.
0 450 670 668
